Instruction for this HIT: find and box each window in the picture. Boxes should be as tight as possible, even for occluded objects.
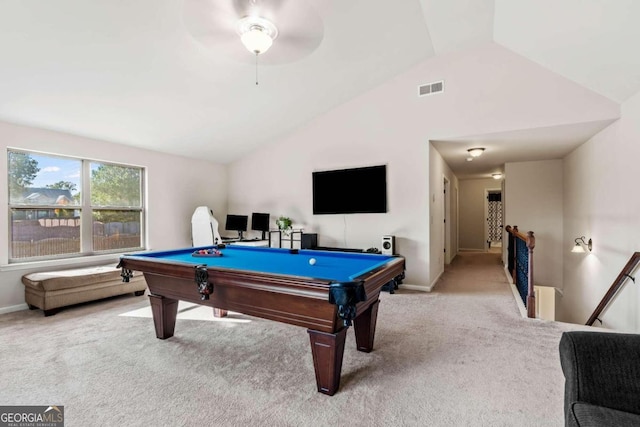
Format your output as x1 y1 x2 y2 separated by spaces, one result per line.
8 150 145 261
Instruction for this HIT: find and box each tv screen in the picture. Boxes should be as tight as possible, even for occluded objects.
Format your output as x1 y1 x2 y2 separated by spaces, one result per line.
251 212 270 232
312 165 387 215
225 214 248 232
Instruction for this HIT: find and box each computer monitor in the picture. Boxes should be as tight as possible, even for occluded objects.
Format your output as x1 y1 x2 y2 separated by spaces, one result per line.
251 212 270 239
225 214 248 240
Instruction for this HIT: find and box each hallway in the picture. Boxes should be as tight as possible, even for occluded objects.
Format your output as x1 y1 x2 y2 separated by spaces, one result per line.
437 250 507 294
424 250 587 425
400 252 584 426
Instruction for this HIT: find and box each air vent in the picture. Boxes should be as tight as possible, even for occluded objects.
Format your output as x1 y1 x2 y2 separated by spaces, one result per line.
418 80 444 97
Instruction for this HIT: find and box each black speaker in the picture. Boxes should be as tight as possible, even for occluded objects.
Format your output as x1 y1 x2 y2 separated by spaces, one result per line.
301 233 318 249
381 235 395 255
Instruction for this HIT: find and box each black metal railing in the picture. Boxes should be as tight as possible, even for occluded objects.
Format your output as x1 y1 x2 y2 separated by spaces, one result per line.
505 225 536 318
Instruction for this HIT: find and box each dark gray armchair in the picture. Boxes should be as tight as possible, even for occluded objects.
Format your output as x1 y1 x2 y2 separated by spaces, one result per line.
559 331 640 426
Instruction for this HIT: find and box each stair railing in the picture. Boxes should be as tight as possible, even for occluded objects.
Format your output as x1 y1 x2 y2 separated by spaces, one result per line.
585 252 640 326
505 225 536 318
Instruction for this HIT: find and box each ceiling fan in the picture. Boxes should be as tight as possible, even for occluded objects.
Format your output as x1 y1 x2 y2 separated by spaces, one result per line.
182 0 325 65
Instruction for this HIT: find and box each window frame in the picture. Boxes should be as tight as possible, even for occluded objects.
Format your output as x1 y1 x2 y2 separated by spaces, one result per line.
7 149 146 263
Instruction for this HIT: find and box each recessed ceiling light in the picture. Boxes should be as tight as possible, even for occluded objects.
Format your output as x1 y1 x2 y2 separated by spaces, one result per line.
492 173 503 180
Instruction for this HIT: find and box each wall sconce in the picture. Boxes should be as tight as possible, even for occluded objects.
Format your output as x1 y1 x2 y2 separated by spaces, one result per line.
571 236 593 253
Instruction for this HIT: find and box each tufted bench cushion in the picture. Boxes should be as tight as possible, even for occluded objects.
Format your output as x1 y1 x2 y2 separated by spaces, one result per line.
22 264 147 316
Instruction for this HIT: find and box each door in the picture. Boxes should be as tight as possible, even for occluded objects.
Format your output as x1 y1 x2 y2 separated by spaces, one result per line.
443 177 450 263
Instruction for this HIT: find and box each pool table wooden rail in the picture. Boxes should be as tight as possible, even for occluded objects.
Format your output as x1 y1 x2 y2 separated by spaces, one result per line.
122 256 339 331
144 271 338 332
121 254 404 334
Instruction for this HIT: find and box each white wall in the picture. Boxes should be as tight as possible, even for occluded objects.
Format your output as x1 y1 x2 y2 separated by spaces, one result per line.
429 144 458 287
227 101 432 289
504 160 563 289
561 89 640 332
0 120 227 312
227 42 618 290
458 178 500 250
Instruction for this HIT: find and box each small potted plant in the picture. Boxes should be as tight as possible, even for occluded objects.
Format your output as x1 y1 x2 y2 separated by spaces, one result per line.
276 216 293 236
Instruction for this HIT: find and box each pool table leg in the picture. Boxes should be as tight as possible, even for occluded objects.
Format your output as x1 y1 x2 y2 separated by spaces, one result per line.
307 327 348 396
353 299 380 352
213 308 228 318
149 294 179 339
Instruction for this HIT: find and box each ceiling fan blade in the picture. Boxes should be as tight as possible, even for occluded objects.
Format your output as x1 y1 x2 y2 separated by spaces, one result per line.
231 0 290 19
183 0 325 65
182 0 239 40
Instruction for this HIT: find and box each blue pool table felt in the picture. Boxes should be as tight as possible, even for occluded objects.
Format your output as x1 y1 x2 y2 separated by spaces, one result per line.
136 245 394 282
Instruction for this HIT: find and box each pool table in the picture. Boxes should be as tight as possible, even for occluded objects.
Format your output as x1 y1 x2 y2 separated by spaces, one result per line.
118 245 405 395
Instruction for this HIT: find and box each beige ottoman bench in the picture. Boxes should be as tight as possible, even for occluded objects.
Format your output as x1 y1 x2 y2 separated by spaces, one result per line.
22 264 147 316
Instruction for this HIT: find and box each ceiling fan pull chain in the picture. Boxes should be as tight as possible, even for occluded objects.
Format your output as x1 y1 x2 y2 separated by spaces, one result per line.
255 52 259 85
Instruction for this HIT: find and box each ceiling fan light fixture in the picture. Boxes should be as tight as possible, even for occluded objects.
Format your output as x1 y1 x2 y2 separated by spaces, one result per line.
241 27 273 54
237 16 278 55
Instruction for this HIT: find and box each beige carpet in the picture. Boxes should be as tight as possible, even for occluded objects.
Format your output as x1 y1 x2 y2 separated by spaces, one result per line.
119 301 252 324
0 252 588 426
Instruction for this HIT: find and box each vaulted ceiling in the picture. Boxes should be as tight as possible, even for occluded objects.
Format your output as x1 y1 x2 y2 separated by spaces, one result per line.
1 1 638 177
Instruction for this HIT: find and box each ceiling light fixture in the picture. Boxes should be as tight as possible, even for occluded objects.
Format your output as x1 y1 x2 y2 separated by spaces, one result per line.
237 16 278 85
492 173 503 180
467 147 485 157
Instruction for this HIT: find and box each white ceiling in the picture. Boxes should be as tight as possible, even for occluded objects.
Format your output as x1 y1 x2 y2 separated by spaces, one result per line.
430 120 616 179
1 1 639 178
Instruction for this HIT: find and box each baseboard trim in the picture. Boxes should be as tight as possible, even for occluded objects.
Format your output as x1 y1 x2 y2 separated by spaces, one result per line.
0 303 28 315
503 266 513 284
400 284 432 292
503 266 528 318
425 269 444 292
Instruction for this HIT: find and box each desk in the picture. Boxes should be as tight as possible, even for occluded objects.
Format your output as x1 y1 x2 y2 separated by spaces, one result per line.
227 239 269 247
268 229 304 249
118 245 405 395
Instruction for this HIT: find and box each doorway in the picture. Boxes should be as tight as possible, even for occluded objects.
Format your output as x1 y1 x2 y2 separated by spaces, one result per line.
443 177 450 263
485 189 502 251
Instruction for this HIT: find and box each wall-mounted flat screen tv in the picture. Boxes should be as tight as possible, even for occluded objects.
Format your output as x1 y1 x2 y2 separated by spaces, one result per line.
312 165 387 215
